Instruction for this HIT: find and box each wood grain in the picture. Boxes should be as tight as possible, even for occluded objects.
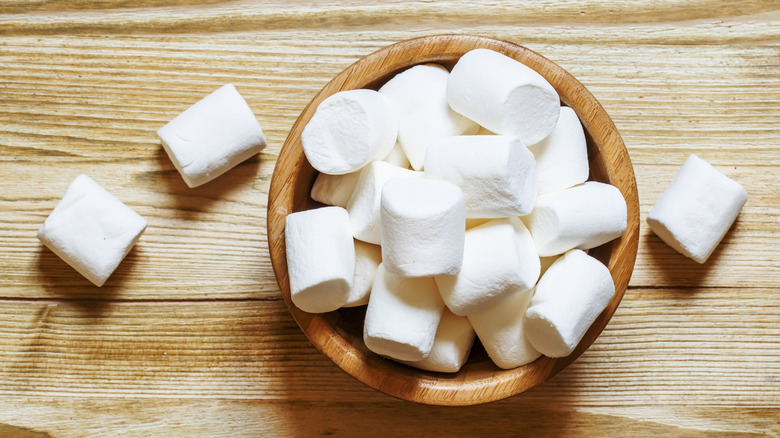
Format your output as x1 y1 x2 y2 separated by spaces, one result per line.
0 0 778 434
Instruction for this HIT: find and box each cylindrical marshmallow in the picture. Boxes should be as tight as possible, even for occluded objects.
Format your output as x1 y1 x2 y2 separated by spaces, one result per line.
301 89 397 175
527 106 589 195
523 181 627 257
380 178 465 278
402 308 476 373
435 217 540 316
284 207 354 313
379 63 478 170
310 171 360 208
37 174 148 287
424 135 537 218
467 288 541 369
524 249 615 358
157 84 267 188
647 154 748 263
363 264 445 361
447 48 560 145
343 240 382 307
346 161 423 245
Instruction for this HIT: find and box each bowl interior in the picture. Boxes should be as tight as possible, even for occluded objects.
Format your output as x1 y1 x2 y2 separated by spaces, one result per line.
267 34 640 406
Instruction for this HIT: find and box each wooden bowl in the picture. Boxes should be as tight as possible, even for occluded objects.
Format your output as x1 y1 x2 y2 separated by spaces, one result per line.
267 34 640 405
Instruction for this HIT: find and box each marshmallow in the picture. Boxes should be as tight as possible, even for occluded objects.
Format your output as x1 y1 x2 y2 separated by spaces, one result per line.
310 144 410 210
528 106 589 195
301 89 397 175
424 135 537 218
403 308 476 373
467 288 541 369
343 240 382 307
363 264 445 361
380 178 465 277
379 64 478 170
523 181 627 257
346 161 423 244
525 249 615 358
383 142 411 169
37 174 147 287
447 49 560 145
157 84 267 188
310 171 360 208
647 154 748 263
284 207 354 313
435 217 540 316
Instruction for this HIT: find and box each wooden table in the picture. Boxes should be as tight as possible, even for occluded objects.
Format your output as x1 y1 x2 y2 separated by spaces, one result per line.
1 1 778 436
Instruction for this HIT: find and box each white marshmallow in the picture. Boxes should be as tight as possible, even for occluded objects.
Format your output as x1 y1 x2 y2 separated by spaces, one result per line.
525 249 615 358
435 217 540 316
383 142 411 169
346 161 423 245
447 49 560 145
37 174 147 287
310 144 410 210
647 154 748 263
424 135 537 218
310 171 360 208
379 64 478 170
363 264 445 361
157 84 267 188
467 288 541 369
528 106 589 195
403 308 476 373
284 207 354 313
380 178 465 277
301 89 397 175
524 181 627 257
343 240 382 307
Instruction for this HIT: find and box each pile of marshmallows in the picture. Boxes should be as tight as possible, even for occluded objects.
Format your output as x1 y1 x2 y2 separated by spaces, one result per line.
286 48 749 372
37 84 267 287
285 48 629 372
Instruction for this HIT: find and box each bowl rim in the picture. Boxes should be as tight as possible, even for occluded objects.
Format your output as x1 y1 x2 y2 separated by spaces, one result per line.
267 34 640 406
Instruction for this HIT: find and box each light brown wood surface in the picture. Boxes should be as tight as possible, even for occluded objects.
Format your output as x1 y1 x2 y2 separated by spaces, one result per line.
0 0 778 436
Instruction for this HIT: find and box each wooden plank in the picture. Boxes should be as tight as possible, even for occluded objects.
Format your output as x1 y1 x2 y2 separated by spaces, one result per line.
0 398 776 437
0 1 777 45
0 295 775 405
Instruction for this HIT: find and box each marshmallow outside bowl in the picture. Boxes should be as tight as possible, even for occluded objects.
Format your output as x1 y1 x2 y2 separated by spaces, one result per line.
267 34 640 406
